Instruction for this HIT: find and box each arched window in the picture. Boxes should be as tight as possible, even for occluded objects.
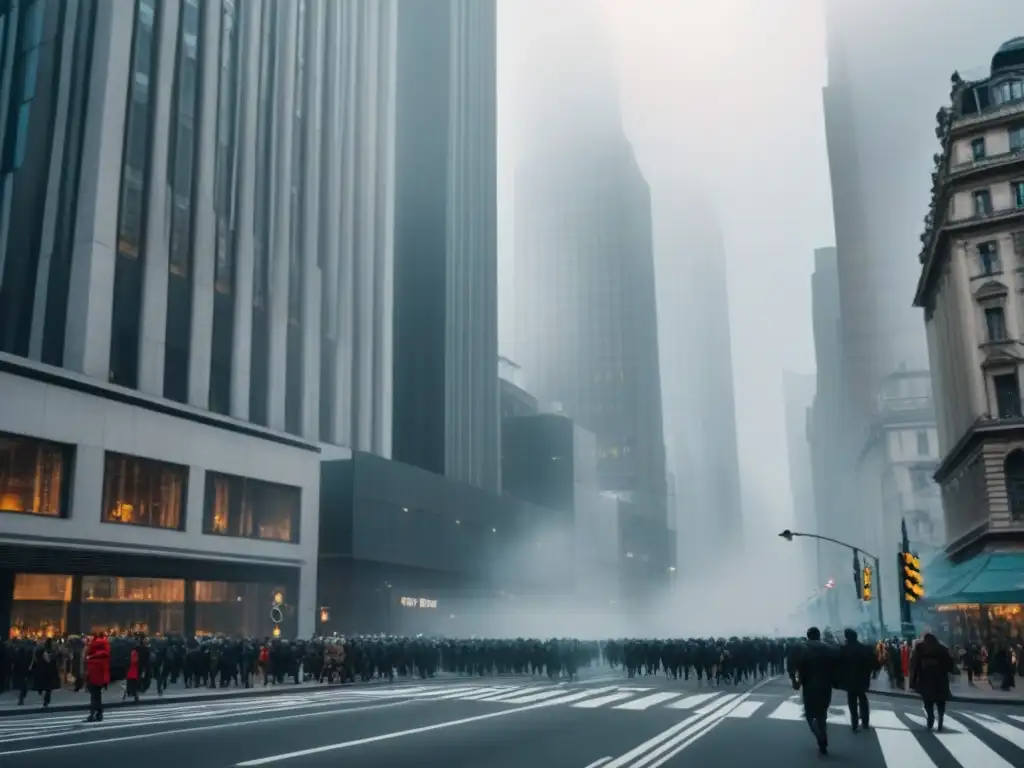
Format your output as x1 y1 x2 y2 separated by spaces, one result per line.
1004 450 1024 521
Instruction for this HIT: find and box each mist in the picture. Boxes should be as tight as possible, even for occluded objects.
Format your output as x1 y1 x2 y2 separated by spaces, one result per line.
490 0 1024 639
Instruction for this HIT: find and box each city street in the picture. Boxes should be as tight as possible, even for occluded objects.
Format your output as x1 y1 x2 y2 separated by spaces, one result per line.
2 673 1021 767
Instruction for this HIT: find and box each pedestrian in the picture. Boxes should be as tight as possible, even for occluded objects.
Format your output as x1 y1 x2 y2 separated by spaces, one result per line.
909 633 956 731
124 642 141 703
839 628 877 732
793 626 840 756
84 633 111 722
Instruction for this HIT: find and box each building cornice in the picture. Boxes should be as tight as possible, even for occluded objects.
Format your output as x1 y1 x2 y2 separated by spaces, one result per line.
933 416 1024 483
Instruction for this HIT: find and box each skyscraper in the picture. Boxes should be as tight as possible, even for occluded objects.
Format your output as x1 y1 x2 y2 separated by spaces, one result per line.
512 1 670 588
0 0 400 639
391 0 499 491
783 371 816 589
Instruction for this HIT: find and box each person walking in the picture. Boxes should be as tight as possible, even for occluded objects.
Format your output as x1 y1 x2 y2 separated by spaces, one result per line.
84 633 111 722
909 633 957 731
839 628 877 732
793 626 840 755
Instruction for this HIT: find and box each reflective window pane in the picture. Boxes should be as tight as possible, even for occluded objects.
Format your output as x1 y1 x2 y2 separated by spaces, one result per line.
81 576 185 636
10 574 72 640
101 452 187 530
0 432 71 516
203 472 300 543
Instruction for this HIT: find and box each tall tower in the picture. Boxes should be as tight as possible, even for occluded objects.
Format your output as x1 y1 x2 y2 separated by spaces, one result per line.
391 0 500 490
512 1 670 589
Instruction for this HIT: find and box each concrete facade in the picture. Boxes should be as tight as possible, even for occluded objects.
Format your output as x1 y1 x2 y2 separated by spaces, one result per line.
915 38 1024 558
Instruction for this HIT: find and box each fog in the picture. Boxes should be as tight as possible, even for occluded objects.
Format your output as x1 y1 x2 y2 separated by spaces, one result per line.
478 0 1024 639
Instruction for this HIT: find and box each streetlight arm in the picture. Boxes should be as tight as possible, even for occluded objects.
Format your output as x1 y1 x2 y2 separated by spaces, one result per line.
779 530 879 563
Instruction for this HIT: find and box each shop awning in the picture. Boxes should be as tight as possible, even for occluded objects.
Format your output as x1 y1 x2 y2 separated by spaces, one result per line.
924 552 1024 605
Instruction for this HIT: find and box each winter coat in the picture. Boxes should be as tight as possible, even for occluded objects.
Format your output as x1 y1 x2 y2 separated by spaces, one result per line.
85 637 112 687
30 644 60 692
126 648 140 681
910 636 955 703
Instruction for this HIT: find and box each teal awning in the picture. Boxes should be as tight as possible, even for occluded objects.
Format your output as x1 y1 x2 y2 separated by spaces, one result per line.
924 552 1024 605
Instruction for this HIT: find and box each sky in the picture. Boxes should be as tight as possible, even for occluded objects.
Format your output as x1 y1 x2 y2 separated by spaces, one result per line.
498 0 835 551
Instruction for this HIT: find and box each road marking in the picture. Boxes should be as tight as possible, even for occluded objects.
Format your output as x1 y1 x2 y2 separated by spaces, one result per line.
613 692 682 711
905 714 963 734
695 694 738 714
875 728 938 768
962 712 1024 750
583 758 611 768
498 689 578 705
473 688 549 702
869 710 909 730
572 692 636 709
665 693 717 709
934 715 1014 768
233 685 655 766
602 676 779 768
0 698 424 757
723 701 762 719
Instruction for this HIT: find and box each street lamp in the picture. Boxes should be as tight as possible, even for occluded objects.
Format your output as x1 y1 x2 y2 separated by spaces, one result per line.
778 529 886 638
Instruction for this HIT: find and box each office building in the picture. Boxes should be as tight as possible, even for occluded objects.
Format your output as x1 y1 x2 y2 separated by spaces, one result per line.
0 0 399 639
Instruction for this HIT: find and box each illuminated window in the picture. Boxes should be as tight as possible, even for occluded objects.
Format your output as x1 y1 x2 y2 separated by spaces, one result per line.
81 576 184 637
203 472 300 543
101 452 187 530
10 574 71 640
0 432 71 517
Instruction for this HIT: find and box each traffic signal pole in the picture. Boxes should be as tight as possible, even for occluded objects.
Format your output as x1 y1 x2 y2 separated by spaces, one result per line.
779 529 887 639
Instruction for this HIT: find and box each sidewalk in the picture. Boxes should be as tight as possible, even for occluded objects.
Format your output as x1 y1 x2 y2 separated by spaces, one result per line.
0 675 449 718
869 676 1024 706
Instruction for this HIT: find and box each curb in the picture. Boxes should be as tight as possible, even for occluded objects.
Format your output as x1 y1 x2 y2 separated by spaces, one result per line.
869 687 1024 707
0 678 447 718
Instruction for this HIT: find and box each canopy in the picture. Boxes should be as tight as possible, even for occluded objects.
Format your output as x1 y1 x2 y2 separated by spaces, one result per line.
924 552 1024 605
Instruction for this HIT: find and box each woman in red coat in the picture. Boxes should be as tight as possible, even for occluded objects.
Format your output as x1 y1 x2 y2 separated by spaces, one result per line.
84 633 111 722
125 645 140 703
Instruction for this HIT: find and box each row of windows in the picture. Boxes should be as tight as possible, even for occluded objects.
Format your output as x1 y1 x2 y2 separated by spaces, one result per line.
0 432 301 543
968 125 1024 162
969 181 1024 218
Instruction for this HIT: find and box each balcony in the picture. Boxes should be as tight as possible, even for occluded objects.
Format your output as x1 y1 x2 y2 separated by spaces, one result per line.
951 98 1024 135
949 146 1024 182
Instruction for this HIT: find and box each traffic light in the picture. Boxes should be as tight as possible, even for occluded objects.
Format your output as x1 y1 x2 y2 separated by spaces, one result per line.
902 551 924 603
861 565 873 601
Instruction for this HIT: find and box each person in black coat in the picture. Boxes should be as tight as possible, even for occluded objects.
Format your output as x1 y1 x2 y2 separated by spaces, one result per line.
839 628 878 732
909 633 956 731
794 626 840 755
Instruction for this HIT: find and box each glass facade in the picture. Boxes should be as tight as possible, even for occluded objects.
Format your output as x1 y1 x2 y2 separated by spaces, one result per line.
101 452 187 530
8 575 289 639
9 573 71 640
81 576 184 636
110 0 160 388
284 0 306 436
0 432 72 517
163 0 202 402
203 471 300 543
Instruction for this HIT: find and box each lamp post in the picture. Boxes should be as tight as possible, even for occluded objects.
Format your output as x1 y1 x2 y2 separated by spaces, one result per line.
779 529 886 639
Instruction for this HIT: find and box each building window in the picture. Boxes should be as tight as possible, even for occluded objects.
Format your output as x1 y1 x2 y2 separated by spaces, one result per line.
81 576 185 636
194 581 283 637
203 472 300 543
985 306 1008 342
101 452 187 530
994 372 1023 418
916 430 929 456
10 574 72 640
994 80 1024 106
0 433 71 517
973 189 993 216
1005 450 1024 521
978 241 1000 275
910 469 931 493
971 137 986 161
1014 181 1024 209
1011 126 1024 153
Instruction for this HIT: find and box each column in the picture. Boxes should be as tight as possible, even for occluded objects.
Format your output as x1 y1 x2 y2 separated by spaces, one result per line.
0 570 13 641
300 0 324 440
67 575 83 636
63 3 135 379
187 0 222 408
184 579 196 637
334 0 358 446
136 0 182 395
266 0 298 431
229 0 264 421
353 0 378 451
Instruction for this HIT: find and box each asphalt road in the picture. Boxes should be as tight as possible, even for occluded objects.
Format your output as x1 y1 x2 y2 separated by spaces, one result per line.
1 673 1022 767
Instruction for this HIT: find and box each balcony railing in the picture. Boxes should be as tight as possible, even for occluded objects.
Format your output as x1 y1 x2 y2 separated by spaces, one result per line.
950 146 1024 177
951 98 1024 133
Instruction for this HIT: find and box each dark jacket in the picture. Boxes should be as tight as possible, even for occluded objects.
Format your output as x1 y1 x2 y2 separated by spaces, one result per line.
795 639 839 711
839 639 877 694
30 643 60 692
910 636 955 703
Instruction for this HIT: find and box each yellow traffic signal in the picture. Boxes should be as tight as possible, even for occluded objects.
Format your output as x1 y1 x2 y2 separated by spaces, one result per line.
903 551 924 603
861 565 873 601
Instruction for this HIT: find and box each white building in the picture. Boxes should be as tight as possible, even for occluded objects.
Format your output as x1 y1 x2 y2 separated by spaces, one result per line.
0 0 398 640
914 38 1024 560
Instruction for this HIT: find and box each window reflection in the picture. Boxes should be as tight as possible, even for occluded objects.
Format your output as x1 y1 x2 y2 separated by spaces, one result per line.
81 576 184 636
101 452 187 530
10 574 71 640
0 432 71 516
203 472 300 543
194 581 282 637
